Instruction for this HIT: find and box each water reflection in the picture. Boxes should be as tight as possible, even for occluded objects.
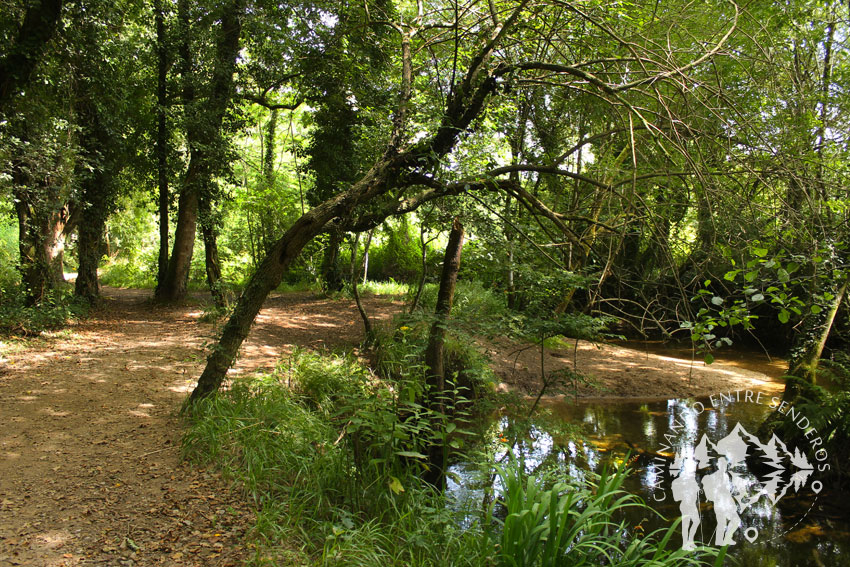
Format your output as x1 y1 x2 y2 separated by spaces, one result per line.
448 394 850 566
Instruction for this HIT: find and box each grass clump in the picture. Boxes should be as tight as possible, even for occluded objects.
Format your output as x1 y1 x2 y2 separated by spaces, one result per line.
183 350 485 566
492 460 723 567
360 279 410 297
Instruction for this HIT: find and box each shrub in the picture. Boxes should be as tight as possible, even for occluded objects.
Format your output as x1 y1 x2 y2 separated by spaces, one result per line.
0 287 88 335
182 354 486 566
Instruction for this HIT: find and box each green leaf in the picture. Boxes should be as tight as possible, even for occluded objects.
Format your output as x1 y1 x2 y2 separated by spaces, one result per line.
388 476 405 494
753 247 768 257
745 270 759 283
810 305 823 314
704 353 715 365
394 451 427 459
778 309 790 324
777 268 790 283
751 293 765 302
723 270 739 281
445 422 457 434
711 296 723 306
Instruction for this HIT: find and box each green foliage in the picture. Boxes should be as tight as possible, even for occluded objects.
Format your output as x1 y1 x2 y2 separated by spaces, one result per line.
367 220 426 282
764 373 850 484
0 215 20 291
182 352 486 566
0 213 87 334
376 284 500 396
684 243 847 364
488 460 722 567
99 257 157 289
412 280 520 337
354 279 407 296
0 287 88 335
184 350 720 566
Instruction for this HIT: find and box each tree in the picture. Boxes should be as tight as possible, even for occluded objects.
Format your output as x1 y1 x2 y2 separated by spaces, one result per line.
0 0 64 111
156 0 245 301
188 0 742 402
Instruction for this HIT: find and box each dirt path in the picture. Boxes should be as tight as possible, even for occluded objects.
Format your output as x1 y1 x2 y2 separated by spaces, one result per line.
0 287 784 566
0 288 398 567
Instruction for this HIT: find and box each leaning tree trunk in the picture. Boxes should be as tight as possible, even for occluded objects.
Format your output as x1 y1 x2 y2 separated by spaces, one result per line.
422 217 465 487
187 1 521 402
187 159 400 402
783 275 848 401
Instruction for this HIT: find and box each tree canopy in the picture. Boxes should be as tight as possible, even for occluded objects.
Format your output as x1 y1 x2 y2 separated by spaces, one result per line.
0 0 847 400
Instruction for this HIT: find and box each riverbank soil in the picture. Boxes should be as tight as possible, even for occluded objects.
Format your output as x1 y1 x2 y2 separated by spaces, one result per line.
483 336 786 400
0 288 783 565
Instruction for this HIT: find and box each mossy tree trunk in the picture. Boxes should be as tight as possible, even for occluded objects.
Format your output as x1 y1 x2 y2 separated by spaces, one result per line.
783 275 848 401
422 217 464 487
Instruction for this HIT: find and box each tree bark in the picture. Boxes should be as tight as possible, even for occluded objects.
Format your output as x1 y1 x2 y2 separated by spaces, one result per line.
351 229 374 341
154 0 170 290
74 84 122 302
422 217 464 488
784 275 847 399
75 204 106 302
320 228 344 292
409 220 429 313
199 194 224 306
424 218 465 410
12 167 70 305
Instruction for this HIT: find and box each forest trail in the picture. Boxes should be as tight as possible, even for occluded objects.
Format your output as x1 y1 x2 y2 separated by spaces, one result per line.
0 287 398 567
0 287 784 566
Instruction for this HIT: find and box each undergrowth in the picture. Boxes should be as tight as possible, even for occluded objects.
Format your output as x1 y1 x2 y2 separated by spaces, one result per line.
183 349 723 567
0 286 89 335
765 355 850 486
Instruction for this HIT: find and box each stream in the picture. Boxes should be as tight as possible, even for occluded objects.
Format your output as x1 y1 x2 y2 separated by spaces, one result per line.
448 372 850 566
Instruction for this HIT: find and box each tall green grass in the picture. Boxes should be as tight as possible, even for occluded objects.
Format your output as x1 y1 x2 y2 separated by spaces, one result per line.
490 460 724 567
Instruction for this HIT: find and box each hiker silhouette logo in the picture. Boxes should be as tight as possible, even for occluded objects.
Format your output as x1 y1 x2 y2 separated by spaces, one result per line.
655 391 826 551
